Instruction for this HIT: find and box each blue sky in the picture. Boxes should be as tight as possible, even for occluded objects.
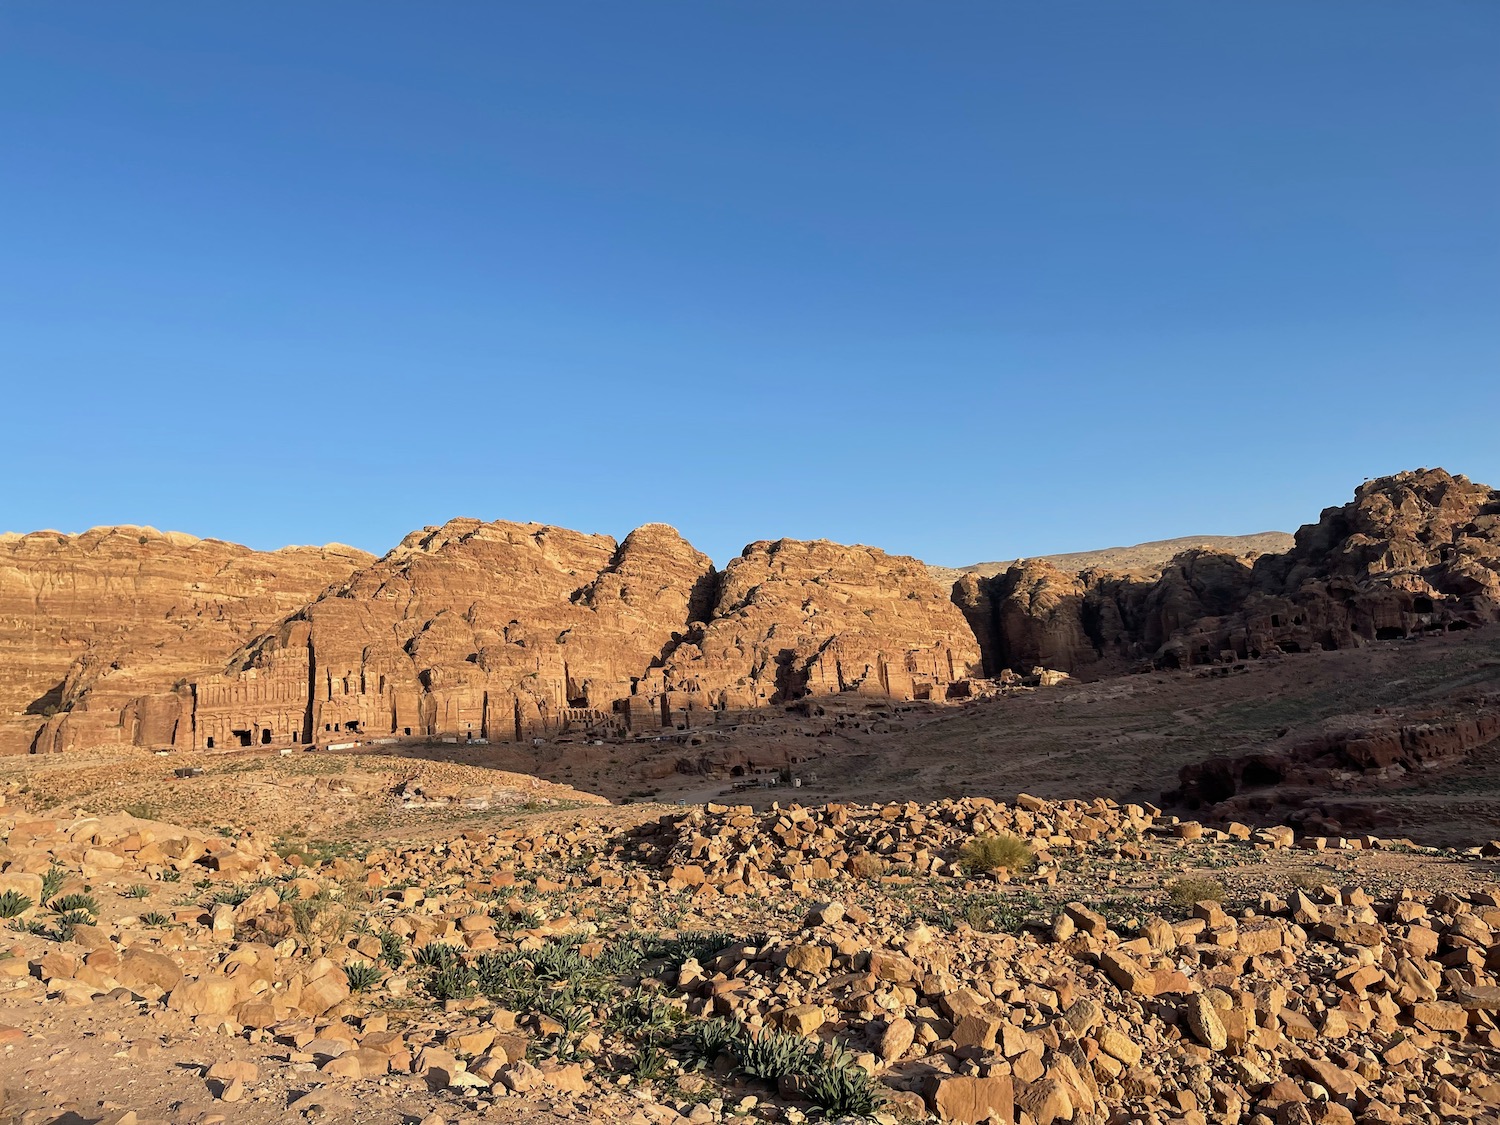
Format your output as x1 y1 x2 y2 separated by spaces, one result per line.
2 3 1496 567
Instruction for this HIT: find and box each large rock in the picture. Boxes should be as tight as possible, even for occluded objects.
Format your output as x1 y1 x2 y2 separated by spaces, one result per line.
925 1074 1015 1124
0 526 369 755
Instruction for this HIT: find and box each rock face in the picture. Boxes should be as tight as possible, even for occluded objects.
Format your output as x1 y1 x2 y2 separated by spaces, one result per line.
962 469 1500 675
189 528 980 751
0 527 370 756
648 539 982 724
1172 702 1500 833
193 520 717 751
7 468 1499 753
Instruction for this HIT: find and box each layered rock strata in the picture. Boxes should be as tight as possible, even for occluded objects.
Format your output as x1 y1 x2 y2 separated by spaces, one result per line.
0 527 370 755
188 528 980 753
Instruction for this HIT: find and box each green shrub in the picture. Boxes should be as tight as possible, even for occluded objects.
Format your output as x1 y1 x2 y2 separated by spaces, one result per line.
803 1044 882 1117
48 893 99 918
681 1018 741 1071
55 909 94 941
344 961 382 992
735 1027 819 1082
123 885 152 900
957 834 1035 876
140 911 171 927
424 961 476 1002
378 929 407 969
1167 874 1226 911
413 941 463 969
630 1042 671 1083
0 891 33 919
40 866 68 902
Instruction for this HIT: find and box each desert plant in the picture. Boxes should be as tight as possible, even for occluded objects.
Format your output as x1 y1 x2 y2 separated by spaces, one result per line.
140 911 171 927
123 884 152 900
413 941 463 970
735 1027 819 1083
957 834 1035 876
607 988 682 1042
0 891 33 919
159 869 182 883
48 893 99 918
681 1018 741 1071
630 1042 671 1083
424 961 476 1002
378 929 407 969
40 866 68 902
803 1044 882 1117
1166 874 1226 911
847 852 886 879
122 801 157 820
55 909 94 941
344 960 382 992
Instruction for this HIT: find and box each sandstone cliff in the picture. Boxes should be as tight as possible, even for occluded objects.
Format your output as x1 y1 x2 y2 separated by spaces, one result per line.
962 469 1500 675
0 527 371 755
187 527 980 753
6 468 1498 754
649 538 982 724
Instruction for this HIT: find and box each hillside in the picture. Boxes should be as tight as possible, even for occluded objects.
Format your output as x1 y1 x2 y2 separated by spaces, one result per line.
926 531 1295 584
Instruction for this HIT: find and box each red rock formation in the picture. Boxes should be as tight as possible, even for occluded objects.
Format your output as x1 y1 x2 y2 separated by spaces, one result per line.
191 520 716 751
1170 703 1500 831
0 527 370 755
188 528 979 752
968 469 1500 675
648 539 982 725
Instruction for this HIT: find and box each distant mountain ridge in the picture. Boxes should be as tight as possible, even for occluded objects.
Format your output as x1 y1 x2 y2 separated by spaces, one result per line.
927 532 1295 585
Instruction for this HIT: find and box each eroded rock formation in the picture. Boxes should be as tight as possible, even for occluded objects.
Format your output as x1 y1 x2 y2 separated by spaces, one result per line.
187 529 981 753
0 527 370 756
1170 699 1500 833
6 468 1498 754
963 468 1500 675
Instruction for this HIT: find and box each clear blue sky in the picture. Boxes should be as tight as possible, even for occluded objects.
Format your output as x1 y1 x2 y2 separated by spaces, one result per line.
3 3 1496 567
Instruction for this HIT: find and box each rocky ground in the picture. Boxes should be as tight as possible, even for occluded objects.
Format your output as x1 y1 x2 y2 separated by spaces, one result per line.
2 782 1500 1125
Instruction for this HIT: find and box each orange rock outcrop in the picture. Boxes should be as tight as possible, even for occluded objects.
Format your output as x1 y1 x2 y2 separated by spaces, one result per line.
0 527 371 755
183 528 980 752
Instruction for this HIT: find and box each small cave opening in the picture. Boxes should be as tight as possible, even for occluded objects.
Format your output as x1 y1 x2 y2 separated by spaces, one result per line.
205 737 215 749
232 729 252 747
1413 596 1435 614
260 729 272 745
1241 761 1283 789
1375 626 1404 641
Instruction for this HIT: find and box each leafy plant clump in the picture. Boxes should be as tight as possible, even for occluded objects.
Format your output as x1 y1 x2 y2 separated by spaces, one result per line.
123 884 152 900
0 891 33 919
378 929 407 969
48 893 99 918
957 833 1036 876
140 911 171 928
344 960 382 992
678 1018 882 1117
1167 874 1227 911
40 866 68 902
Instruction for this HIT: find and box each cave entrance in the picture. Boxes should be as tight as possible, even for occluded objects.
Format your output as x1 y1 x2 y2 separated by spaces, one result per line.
260 730 272 745
232 729 253 747
205 737 215 749
1375 627 1404 641
1413 596 1435 614
1241 761 1283 789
